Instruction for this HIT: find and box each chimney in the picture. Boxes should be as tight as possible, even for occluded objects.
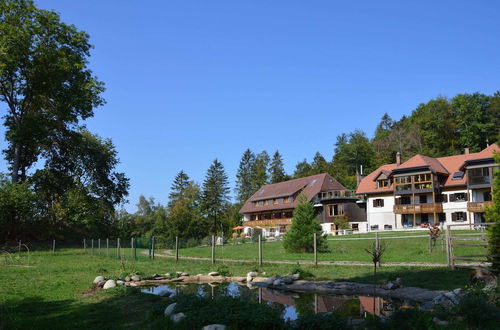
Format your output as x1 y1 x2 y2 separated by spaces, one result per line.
396 152 401 165
464 148 470 155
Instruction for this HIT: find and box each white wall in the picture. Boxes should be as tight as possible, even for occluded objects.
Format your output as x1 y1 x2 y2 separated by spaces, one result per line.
442 189 469 226
366 196 395 230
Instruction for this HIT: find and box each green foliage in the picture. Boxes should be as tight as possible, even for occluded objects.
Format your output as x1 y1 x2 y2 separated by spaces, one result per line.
451 290 500 329
269 150 288 183
252 151 270 191
235 149 256 204
283 193 330 253
291 312 350 329
172 295 283 329
365 309 436 330
289 265 314 280
485 152 500 272
215 265 232 277
334 215 350 230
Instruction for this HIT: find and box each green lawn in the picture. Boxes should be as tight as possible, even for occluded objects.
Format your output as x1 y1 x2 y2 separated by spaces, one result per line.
1 249 472 329
179 230 485 264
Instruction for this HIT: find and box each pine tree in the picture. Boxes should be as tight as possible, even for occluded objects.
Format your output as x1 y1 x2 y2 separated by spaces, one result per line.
168 170 190 208
311 152 328 175
485 151 500 271
293 159 313 178
283 193 329 253
201 159 230 234
235 149 256 203
269 151 287 183
252 151 270 191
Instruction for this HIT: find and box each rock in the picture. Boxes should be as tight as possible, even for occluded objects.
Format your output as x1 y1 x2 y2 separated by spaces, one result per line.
181 272 189 276
103 279 116 289
117 280 125 285
124 276 131 282
208 271 219 276
131 275 141 282
246 275 253 283
164 302 177 316
261 272 267 276
395 278 402 285
152 273 159 278
170 312 185 323
291 273 300 280
176 271 183 275
386 282 395 290
93 276 105 284
265 277 275 285
281 276 293 285
273 279 282 286
433 317 450 326
96 280 107 288
247 271 258 278
165 273 171 278
202 324 227 330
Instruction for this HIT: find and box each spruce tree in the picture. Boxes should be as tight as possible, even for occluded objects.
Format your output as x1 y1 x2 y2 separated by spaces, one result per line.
235 149 256 204
311 152 328 175
201 159 230 234
252 151 270 191
485 151 500 271
283 193 329 253
269 151 287 183
168 170 190 208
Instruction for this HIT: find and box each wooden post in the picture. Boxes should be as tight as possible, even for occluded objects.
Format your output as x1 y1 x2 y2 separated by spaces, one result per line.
152 236 155 260
133 238 137 261
106 238 109 257
428 235 432 253
83 238 86 253
52 239 56 254
175 236 179 262
18 240 21 256
313 233 318 266
117 238 120 258
131 237 134 259
445 225 451 268
98 238 101 256
258 233 263 266
91 239 94 255
211 235 215 264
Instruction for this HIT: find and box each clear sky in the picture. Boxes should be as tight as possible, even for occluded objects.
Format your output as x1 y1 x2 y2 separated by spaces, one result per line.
1 0 499 211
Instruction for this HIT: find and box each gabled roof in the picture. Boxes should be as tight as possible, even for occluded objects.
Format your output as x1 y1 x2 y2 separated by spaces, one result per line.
239 173 346 214
356 144 499 195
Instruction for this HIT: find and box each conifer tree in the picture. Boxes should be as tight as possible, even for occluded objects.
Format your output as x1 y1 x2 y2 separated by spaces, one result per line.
235 149 256 203
311 152 328 175
485 151 500 271
168 170 190 208
293 159 313 178
269 151 287 183
283 193 329 253
201 159 230 234
252 151 270 191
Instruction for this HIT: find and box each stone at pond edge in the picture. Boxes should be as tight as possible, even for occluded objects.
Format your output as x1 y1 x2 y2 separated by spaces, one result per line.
96 280 107 288
291 273 300 280
164 303 177 316
124 276 131 282
171 312 185 323
131 275 141 282
103 280 116 289
208 272 219 276
117 280 125 285
93 276 105 284
202 324 227 330
181 272 189 276
247 271 258 278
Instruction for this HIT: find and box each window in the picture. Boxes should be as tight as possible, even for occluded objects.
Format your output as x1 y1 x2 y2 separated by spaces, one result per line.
264 200 269 206
373 199 384 208
468 167 491 185
452 171 464 180
329 204 344 216
484 191 492 202
395 176 411 184
284 197 290 203
452 212 466 222
419 195 427 204
273 199 278 205
377 179 389 188
351 224 359 231
438 213 446 223
258 201 264 206
436 194 448 203
421 214 429 224
414 173 431 182
450 193 467 202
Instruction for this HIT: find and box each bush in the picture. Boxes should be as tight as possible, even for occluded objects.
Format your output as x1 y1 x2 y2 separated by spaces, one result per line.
289 265 314 280
453 290 500 329
364 309 436 330
290 312 349 329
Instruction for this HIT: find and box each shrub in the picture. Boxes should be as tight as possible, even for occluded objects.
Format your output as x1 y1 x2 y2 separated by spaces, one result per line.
216 265 232 277
453 290 500 328
291 312 350 329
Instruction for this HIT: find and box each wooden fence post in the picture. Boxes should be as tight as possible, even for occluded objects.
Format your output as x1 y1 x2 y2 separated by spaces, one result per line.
83 238 86 253
133 238 137 261
212 234 216 264
258 233 263 266
18 240 21 256
313 233 318 266
131 237 134 259
52 239 56 254
98 238 101 256
152 236 155 260
106 238 109 257
91 239 94 255
175 236 179 262
117 238 121 259
445 225 451 268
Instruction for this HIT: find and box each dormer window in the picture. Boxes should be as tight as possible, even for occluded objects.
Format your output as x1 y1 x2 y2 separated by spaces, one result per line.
377 179 390 188
284 197 290 203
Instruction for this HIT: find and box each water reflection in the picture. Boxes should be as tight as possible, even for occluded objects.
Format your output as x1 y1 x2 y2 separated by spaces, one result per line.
141 282 418 321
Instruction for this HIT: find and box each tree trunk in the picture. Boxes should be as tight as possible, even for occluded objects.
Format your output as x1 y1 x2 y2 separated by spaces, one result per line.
12 144 20 183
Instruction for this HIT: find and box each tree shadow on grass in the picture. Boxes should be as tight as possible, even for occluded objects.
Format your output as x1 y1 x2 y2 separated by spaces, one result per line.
0 288 168 330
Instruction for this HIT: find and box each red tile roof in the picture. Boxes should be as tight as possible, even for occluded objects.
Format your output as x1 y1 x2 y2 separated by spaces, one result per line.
239 173 346 214
356 144 499 195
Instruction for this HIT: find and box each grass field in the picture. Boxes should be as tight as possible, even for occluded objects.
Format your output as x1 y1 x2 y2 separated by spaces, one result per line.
1 249 472 329
179 230 485 264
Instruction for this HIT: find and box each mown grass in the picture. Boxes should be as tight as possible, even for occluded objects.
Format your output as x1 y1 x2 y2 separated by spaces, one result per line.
179 230 485 264
0 249 472 329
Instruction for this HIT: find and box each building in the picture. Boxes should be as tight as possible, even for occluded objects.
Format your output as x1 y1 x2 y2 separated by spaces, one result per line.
356 144 499 230
239 173 367 237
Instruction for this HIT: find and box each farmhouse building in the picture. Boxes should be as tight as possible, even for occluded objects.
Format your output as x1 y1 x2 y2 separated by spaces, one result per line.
356 144 499 230
240 173 367 237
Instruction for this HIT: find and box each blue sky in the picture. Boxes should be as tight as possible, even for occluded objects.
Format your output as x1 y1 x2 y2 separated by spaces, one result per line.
1 1 499 211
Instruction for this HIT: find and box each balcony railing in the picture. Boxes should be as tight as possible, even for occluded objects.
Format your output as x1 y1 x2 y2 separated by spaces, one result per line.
318 190 356 200
393 203 443 214
467 201 493 213
244 218 292 227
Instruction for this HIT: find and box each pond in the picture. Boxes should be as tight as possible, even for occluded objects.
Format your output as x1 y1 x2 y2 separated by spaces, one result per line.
141 282 420 321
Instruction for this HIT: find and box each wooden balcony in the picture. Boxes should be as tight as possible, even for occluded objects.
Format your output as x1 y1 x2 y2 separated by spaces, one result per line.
393 203 443 214
244 218 292 228
467 201 493 213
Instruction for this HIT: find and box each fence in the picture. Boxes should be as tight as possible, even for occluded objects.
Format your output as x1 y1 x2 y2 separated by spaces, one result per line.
446 223 497 270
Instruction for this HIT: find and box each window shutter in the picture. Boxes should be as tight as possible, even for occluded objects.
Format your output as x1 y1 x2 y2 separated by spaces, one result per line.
452 213 457 221
373 199 376 207
464 194 468 201
443 194 448 203
380 199 384 207
450 194 456 202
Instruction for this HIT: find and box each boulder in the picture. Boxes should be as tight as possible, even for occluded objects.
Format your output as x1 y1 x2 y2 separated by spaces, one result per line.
176 271 183 275
281 276 294 285
202 325 227 330
433 317 450 326
93 276 105 284
181 272 189 277
164 303 177 316
291 273 300 280
124 276 131 282
273 279 282 286
96 280 107 288
171 312 185 323
116 280 125 285
103 280 116 290
247 271 258 278
208 272 219 276
165 273 171 278
131 275 141 282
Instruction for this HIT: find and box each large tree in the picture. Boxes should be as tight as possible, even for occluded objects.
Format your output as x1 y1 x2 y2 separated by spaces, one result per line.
0 0 105 183
201 159 230 234
252 151 270 191
269 150 287 183
235 149 256 203
485 150 500 272
167 182 204 242
168 170 191 208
